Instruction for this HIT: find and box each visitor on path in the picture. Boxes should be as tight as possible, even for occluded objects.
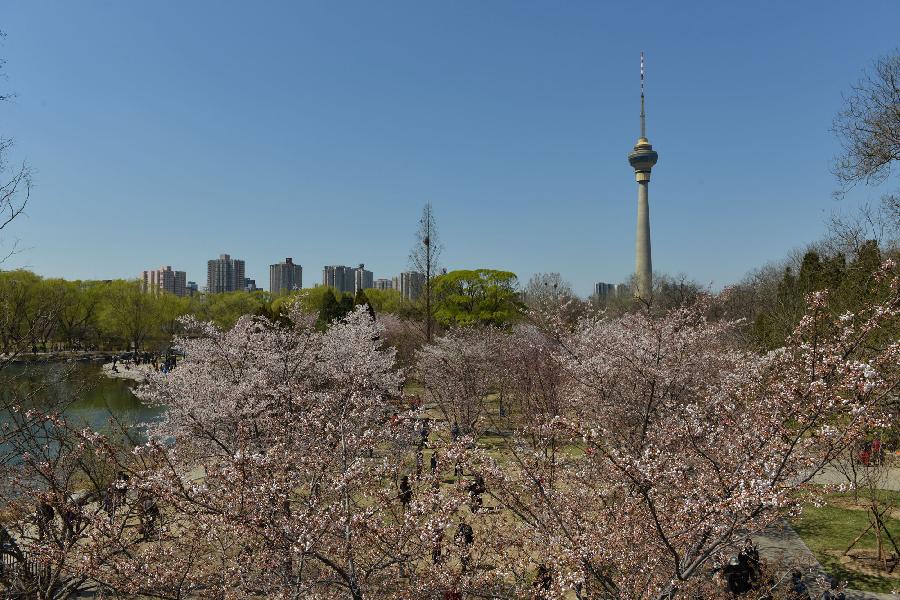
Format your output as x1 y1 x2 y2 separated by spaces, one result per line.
451 421 460 441
533 563 552 599
788 570 809 600
419 418 430 448
871 438 884 465
820 577 846 600
468 473 486 512
738 537 759 583
104 472 129 518
723 556 750 595
431 452 440 490
432 531 443 564
456 521 474 573
399 475 412 510
60 501 81 543
138 494 160 541
103 483 118 517
35 500 54 541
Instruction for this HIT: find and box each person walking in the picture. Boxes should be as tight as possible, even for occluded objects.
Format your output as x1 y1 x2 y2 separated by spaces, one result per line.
456 522 474 573
468 473 486 513
399 475 412 511
788 570 810 600
533 564 552 599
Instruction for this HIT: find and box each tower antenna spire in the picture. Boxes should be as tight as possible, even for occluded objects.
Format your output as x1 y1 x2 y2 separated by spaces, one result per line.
640 52 646 139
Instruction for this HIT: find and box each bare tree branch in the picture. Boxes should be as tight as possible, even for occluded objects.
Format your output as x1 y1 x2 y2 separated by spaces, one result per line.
832 51 900 192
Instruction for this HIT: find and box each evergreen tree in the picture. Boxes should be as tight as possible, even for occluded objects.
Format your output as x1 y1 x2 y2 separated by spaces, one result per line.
354 289 376 320
339 294 355 320
316 290 341 331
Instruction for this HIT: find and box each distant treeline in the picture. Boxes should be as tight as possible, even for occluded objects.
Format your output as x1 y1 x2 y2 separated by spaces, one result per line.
0 268 524 354
1 234 895 357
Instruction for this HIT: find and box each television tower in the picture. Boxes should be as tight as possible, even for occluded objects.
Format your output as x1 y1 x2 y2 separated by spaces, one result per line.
627 52 658 301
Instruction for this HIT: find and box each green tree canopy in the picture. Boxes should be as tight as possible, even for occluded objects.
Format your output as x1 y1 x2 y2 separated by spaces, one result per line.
99 280 161 351
362 288 403 315
292 286 335 315
195 291 267 331
432 269 523 328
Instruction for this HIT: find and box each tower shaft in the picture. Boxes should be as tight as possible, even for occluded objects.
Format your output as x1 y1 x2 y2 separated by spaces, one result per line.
635 180 652 299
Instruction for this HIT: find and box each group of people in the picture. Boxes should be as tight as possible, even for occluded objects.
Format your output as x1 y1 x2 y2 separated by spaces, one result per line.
110 350 177 374
858 438 886 466
101 472 160 541
720 538 762 596
33 494 87 545
719 538 847 600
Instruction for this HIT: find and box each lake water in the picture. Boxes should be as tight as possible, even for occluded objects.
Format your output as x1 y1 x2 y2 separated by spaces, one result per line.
0 361 163 434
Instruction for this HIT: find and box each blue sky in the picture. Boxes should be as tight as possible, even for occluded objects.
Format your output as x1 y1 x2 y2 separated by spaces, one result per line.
1 2 898 296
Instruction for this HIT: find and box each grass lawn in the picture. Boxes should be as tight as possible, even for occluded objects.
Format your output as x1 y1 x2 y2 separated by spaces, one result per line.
792 490 900 593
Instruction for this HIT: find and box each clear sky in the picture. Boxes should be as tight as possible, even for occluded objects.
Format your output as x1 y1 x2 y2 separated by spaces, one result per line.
1 2 898 296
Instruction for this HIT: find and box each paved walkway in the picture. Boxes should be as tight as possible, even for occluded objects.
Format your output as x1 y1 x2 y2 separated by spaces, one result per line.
811 462 900 492
755 521 897 599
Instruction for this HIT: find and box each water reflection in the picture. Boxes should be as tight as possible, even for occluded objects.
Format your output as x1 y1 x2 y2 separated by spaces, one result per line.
0 361 163 434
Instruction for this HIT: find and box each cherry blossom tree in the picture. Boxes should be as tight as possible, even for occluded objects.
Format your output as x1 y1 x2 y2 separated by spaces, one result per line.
461 263 899 599
99 306 475 599
416 327 507 437
2 264 896 599
0 408 147 599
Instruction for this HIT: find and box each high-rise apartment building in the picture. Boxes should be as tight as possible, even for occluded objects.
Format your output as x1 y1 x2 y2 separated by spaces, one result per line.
322 265 355 294
186 281 199 296
322 264 372 295
141 265 187 297
354 264 373 293
399 271 425 301
269 257 303 294
594 282 614 298
207 254 246 293
593 282 629 300
245 278 258 292
373 278 393 290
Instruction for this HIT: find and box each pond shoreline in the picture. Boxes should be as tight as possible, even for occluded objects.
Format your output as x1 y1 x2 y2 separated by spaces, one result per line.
1 361 163 434
1 351 122 365
100 362 152 383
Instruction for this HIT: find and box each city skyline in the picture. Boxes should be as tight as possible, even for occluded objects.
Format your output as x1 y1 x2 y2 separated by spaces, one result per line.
2 3 898 295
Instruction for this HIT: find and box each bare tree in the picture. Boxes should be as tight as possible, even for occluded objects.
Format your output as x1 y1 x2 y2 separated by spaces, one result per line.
833 51 900 191
0 31 33 369
409 202 442 342
0 31 30 266
524 272 574 307
0 139 30 263
825 197 900 257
